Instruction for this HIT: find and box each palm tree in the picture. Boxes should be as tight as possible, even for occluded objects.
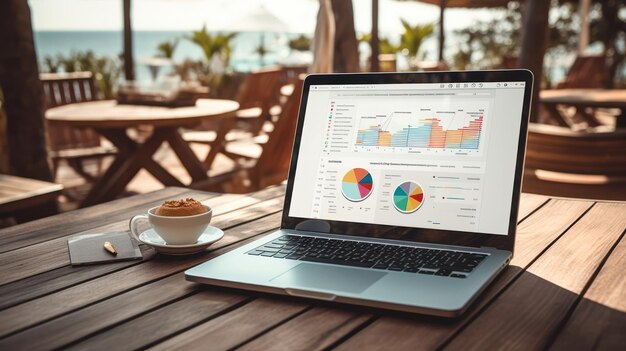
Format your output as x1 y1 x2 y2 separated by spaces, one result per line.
156 39 179 59
359 33 399 55
187 25 237 67
399 19 434 67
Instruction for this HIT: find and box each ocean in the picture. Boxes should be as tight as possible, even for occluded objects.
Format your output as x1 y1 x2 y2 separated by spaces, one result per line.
34 30 304 81
34 30 572 83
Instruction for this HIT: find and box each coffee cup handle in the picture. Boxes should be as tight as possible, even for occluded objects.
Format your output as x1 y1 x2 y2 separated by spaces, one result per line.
129 214 149 243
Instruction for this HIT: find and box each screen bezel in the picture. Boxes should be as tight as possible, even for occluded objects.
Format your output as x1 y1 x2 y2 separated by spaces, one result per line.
281 70 533 252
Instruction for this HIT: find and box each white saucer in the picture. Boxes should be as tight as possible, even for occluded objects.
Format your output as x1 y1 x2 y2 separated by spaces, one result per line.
137 226 224 255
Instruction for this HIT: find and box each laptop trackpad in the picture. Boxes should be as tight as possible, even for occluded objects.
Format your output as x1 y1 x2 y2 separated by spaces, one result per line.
271 263 386 293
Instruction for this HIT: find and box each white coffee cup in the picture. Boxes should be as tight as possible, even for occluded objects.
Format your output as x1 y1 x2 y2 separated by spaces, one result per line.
129 205 212 245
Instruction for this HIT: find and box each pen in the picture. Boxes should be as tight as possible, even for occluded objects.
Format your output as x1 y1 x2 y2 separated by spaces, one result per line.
104 241 118 255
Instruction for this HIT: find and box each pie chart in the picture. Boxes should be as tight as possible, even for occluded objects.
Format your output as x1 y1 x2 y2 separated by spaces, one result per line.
341 168 373 202
393 181 424 213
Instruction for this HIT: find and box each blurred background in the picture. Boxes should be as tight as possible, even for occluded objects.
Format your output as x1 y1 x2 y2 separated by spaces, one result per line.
0 0 624 226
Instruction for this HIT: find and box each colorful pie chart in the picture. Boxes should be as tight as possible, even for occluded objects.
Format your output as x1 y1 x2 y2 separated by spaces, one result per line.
393 181 424 213
341 168 373 202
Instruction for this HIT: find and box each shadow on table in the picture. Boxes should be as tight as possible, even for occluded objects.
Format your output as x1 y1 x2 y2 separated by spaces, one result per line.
190 265 625 349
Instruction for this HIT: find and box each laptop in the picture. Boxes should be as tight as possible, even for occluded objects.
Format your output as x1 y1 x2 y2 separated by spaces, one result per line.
186 70 533 317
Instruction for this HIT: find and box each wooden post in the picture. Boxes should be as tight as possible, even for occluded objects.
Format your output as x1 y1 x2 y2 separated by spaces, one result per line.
0 0 53 182
578 0 591 54
370 0 380 72
331 0 360 72
123 0 135 81
438 0 446 62
517 0 551 122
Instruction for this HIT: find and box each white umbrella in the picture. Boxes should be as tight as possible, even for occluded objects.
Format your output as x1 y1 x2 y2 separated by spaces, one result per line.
228 6 291 66
229 5 291 33
310 0 335 73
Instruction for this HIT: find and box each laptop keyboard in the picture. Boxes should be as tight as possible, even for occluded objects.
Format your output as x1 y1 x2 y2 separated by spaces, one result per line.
247 235 488 278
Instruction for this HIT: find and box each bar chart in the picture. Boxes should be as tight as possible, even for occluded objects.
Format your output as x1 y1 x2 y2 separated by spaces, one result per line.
356 115 484 150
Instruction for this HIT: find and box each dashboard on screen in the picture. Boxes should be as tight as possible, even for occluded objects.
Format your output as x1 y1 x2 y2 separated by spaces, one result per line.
287 81 527 236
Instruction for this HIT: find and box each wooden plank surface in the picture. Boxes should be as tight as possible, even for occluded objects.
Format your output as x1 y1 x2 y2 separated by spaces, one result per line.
443 202 626 351
150 299 310 351
46 99 239 128
334 199 594 351
0 187 192 253
0 186 284 305
0 188 285 339
549 232 626 350
0 187 625 351
0 187 281 285
238 307 373 351
0 212 284 345
65 291 251 351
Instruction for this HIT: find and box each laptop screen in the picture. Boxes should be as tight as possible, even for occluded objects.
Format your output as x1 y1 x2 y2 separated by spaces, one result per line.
287 80 527 236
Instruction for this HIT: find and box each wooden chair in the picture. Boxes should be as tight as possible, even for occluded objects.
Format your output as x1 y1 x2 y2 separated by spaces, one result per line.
557 55 609 89
279 64 308 85
184 67 286 167
41 72 117 182
523 123 626 201
199 78 304 192
233 66 284 135
184 67 284 152
545 55 611 128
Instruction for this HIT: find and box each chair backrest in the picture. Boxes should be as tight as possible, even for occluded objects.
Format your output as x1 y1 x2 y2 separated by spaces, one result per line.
557 55 609 89
523 123 626 199
236 66 283 111
251 78 304 188
279 65 308 85
40 72 99 108
40 72 102 151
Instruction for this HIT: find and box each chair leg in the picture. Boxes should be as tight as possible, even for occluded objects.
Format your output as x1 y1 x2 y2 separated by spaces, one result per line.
67 158 97 183
51 158 61 182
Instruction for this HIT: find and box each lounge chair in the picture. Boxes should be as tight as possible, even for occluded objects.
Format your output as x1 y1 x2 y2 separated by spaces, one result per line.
523 123 626 200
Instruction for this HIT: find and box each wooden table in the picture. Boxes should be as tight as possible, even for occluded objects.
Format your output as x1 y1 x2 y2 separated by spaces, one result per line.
0 175 62 214
0 175 63 223
0 186 625 350
46 99 239 206
540 89 626 128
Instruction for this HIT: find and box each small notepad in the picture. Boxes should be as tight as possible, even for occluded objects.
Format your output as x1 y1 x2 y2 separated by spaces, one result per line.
68 231 143 265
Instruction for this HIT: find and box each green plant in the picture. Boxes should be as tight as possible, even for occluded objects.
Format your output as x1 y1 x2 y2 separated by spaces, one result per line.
399 19 434 59
452 50 473 71
41 55 61 73
358 33 399 55
39 51 122 99
288 34 312 51
175 59 210 83
187 25 237 66
452 4 521 70
156 39 179 59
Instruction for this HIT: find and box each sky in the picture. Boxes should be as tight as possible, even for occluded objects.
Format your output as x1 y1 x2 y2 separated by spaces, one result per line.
29 0 500 36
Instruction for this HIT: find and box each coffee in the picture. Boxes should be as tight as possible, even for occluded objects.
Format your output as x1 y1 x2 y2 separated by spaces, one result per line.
130 199 213 246
155 198 207 217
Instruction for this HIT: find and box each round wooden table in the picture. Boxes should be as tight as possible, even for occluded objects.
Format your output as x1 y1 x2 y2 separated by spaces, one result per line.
46 99 239 206
540 89 626 128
